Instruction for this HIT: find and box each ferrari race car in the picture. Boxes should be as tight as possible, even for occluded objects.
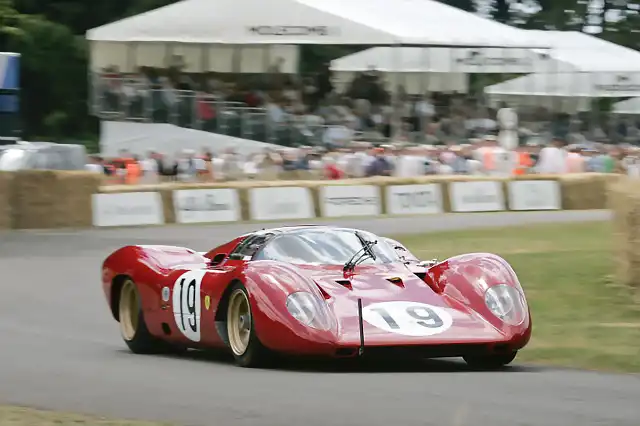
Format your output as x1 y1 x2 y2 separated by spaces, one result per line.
102 225 531 368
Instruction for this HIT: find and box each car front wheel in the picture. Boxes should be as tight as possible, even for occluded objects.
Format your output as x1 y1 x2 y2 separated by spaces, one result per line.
226 282 271 367
119 278 184 355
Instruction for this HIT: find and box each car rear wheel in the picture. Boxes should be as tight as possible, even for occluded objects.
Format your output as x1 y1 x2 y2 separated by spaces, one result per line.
226 283 270 367
463 351 518 369
119 279 183 354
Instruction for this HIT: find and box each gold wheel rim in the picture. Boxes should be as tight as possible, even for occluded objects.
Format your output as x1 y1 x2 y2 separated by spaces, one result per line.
227 289 251 356
119 280 140 341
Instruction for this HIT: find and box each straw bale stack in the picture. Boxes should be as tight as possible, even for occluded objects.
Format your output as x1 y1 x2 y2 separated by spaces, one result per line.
12 171 102 229
0 172 14 229
559 173 621 210
609 177 640 291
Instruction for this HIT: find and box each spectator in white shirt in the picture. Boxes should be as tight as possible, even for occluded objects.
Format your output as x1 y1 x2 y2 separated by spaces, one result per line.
85 155 104 174
536 138 568 174
139 151 159 184
497 102 519 151
398 146 429 177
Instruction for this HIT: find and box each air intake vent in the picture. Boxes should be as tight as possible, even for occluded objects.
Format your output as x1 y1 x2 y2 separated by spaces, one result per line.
387 277 404 287
335 279 352 290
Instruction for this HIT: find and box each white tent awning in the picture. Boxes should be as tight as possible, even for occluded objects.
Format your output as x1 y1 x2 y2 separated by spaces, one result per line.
330 47 567 75
483 31 640 111
332 71 468 95
86 0 548 47
525 30 640 72
485 72 640 98
613 98 640 115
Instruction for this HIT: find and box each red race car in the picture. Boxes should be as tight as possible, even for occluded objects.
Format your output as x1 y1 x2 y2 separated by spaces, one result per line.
101 225 531 368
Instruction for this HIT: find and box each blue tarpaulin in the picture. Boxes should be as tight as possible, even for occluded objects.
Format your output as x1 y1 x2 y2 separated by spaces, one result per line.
0 53 20 113
0 53 19 90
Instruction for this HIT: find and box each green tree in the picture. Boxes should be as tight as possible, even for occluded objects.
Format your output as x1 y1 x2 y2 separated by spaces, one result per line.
491 0 511 23
1 0 93 139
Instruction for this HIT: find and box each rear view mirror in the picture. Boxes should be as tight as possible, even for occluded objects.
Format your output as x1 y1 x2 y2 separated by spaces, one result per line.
210 253 227 266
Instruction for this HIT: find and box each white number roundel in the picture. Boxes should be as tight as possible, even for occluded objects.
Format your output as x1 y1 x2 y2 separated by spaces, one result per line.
362 301 453 337
172 270 207 342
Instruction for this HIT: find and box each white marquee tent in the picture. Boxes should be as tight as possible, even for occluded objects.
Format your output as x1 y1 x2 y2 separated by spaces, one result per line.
330 46 568 94
484 31 640 112
86 0 548 73
612 98 640 115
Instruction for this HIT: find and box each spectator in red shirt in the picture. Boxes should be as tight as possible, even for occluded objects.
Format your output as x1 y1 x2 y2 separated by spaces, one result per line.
324 157 344 180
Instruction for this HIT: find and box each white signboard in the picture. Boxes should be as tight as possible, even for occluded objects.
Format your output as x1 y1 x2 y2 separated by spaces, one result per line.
173 189 240 223
449 181 505 212
508 180 561 211
320 185 381 217
249 187 314 221
92 192 164 227
386 184 443 215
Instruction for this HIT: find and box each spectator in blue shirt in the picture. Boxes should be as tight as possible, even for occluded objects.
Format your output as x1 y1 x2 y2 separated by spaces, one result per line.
366 147 392 176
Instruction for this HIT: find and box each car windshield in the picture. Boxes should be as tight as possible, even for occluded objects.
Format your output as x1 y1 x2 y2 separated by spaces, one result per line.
253 229 400 265
0 149 27 171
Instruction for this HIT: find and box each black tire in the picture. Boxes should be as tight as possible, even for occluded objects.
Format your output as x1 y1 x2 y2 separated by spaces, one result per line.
463 351 518 369
118 279 183 355
225 282 271 367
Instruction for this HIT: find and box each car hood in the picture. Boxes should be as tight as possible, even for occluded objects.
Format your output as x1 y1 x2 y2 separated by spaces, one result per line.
298 263 508 346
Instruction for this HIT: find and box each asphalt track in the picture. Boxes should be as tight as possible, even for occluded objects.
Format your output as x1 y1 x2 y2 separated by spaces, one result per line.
1 210 639 426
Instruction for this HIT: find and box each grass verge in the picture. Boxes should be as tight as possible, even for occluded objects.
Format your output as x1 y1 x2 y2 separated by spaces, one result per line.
393 221 640 373
0 406 169 426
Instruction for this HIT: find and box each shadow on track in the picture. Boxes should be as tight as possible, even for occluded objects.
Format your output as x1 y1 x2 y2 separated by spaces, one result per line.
119 348 545 374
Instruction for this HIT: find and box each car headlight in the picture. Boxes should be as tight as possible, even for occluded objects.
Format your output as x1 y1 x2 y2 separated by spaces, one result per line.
484 284 527 326
286 291 331 330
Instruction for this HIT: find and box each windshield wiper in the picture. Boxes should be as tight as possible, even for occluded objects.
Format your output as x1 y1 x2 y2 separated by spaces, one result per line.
355 231 377 261
344 233 378 273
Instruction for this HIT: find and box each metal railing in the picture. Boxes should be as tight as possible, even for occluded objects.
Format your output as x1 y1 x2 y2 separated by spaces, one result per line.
91 76 341 147
91 74 640 147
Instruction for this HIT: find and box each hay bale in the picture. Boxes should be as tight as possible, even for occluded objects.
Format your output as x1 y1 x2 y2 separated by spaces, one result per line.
159 188 175 224
12 171 102 229
559 173 621 210
0 172 14 229
609 178 640 291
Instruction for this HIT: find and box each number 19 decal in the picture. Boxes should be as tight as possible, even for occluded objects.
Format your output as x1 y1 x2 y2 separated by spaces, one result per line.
172 270 207 342
362 301 453 336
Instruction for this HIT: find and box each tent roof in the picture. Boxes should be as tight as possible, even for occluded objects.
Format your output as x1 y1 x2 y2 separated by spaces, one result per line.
331 31 640 74
330 46 565 73
613 98 640 114
484 72 640 98
528 31 640 72
86 0 548 47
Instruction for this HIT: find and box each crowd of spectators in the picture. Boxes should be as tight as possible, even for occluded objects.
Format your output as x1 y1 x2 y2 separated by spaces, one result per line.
87 136 639 185
94 60 640 149
89 58 640 185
